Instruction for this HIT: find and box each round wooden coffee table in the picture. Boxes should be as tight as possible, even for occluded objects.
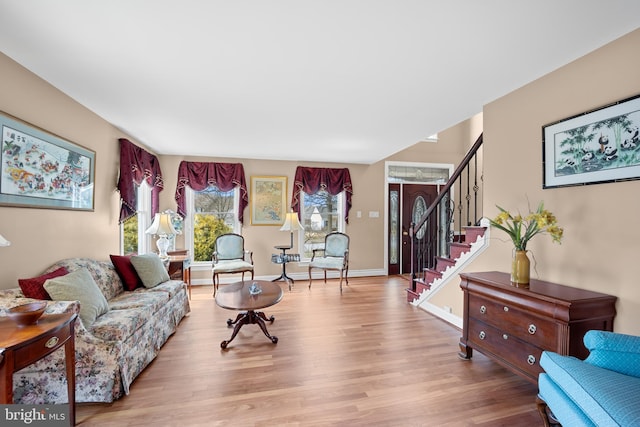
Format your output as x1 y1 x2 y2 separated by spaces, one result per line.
215 280 283 349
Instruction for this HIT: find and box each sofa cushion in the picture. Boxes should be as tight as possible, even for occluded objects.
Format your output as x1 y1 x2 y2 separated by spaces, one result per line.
110 254 143 291
538 373 597 427
44 268 110 327
540 351 640 426
18 267 68 300
130 254 170 288
108 289 170 313
146 280 187 299
89 306 153 342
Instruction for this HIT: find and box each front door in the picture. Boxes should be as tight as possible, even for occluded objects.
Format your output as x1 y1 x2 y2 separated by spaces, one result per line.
388 183 439 275
402 184 438 274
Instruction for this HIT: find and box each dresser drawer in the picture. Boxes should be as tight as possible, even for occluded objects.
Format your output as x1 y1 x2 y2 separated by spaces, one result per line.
468 293 558 349
468 319 544 381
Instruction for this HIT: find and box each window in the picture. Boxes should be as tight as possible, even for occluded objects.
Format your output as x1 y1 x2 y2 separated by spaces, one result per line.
299 189 345 259
120 181 152 254
185 185 240 263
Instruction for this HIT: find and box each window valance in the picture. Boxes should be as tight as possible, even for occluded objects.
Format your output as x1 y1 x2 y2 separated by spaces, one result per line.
117 138 163 223
291 166 353 223
175 161 248 224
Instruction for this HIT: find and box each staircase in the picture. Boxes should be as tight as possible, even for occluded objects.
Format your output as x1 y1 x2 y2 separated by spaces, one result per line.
406 133 485 305
410 222 488 306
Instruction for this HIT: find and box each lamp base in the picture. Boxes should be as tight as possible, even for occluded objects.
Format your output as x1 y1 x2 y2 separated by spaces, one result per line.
156 235 171 259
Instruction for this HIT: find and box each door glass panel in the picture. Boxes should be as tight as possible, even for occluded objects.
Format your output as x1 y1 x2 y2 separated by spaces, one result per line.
390 190 399 265
412 196 427 239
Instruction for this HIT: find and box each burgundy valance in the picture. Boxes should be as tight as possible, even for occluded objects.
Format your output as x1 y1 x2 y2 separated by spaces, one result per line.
292 166 353 223
117 138 164 223
175 161 248 224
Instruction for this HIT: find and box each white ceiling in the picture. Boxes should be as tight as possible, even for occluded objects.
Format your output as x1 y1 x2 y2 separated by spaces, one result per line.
1 1 639 165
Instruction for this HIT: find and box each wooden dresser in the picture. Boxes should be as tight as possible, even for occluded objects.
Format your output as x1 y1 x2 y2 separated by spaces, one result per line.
459 271 616 383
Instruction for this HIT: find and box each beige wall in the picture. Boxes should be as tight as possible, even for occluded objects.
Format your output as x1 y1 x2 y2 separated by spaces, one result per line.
2 27 638 334
439 28 640 335
0 51 464 290
0 53 125 282
159 156 388 281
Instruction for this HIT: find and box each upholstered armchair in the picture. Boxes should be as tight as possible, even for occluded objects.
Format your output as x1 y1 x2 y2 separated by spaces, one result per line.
211 233 254 296
308 232 349 293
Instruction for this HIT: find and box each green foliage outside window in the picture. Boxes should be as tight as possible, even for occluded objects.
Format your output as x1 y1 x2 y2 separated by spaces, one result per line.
122 215 138 254
193 214 232 262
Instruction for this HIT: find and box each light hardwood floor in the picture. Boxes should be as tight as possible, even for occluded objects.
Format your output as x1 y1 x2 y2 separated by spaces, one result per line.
77 276 542 426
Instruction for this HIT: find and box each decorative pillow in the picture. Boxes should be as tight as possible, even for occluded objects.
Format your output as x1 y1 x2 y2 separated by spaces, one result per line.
44 268 109 327
130 253 170 288
18 267 69 300
110 254 143 291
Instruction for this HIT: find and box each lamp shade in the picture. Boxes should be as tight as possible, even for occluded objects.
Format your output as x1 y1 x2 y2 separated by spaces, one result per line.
280 212 304 232
145 213 177 236
0 234 10 247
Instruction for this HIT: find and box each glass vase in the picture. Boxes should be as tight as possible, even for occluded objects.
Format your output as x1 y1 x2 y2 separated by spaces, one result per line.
511 249 530 288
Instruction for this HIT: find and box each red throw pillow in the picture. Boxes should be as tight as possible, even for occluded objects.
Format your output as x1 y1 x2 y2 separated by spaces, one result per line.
110 254 143 291
18 266 69 300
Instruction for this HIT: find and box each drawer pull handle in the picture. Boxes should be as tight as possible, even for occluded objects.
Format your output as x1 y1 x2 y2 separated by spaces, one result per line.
479 305 486 314
527 355 536 365
479 331 486 340
45 337 59 348
503 306 509 312
502 334 508 340
528 324 537 335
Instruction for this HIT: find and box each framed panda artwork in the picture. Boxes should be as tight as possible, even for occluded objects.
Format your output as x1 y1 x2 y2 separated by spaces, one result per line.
542 93 640 189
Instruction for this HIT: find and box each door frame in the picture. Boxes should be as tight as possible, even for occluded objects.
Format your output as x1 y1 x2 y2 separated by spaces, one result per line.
384 161 454 276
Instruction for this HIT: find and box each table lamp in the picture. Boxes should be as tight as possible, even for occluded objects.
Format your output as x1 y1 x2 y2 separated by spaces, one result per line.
279 211 304 248
145 213 177 259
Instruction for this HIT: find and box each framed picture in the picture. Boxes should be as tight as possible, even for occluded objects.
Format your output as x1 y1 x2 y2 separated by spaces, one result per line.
250 176 287 225
543 94 640 189
0 111 95 210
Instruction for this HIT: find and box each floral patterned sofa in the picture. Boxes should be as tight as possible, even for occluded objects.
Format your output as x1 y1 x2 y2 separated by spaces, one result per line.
0 257 190 403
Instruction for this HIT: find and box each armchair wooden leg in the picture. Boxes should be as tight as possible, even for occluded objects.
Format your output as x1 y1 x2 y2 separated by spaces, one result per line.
308 267 313 289
536 396 560 427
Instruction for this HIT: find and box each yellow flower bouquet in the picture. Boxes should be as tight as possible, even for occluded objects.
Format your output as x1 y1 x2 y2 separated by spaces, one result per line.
489 201 563 251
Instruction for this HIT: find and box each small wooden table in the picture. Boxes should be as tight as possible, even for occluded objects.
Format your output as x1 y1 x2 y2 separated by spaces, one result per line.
0 312 77 426
167 250 192 299
215 280 283 349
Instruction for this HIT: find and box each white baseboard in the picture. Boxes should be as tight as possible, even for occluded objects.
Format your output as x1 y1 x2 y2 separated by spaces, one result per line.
419 301 463 329
190 268 387 286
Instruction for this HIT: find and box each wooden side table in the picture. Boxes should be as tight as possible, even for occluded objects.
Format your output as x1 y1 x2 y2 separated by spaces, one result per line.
167 250 192 299
0 312 77 426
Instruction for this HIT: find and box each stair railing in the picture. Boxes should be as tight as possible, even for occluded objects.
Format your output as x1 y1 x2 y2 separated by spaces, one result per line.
409 133 484 290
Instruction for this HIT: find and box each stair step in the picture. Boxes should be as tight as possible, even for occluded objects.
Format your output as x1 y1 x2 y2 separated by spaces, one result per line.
414 279 431 294
462 226 486 244
435 256 455 272
449 242 471 260
406 288 419 303
424 268 443 284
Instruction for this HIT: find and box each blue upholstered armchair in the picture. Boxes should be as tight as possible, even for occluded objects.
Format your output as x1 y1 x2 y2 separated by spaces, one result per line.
537 330 640 426
211 233 254 296
308 232 349 293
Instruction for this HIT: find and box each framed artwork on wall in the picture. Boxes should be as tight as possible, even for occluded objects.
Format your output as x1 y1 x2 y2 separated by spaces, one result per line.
543 93 640 189
0 111 95 210
250 176 287 225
